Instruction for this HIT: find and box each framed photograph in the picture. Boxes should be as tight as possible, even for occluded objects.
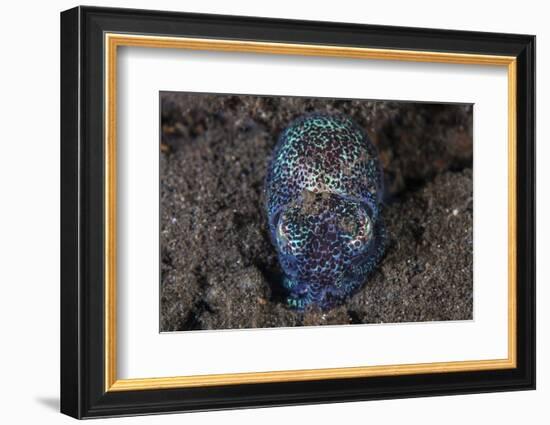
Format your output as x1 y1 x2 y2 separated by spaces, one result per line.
60 6 535 419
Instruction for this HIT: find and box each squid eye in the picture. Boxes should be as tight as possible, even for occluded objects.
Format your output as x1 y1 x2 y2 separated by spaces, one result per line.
362 216 374 239
345 213 374 252
277 219 288 244
276 214 295 254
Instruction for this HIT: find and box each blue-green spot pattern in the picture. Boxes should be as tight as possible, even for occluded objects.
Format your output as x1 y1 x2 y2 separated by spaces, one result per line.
266 113 386 310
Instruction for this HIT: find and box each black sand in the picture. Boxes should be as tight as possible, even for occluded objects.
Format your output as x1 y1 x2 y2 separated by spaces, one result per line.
160 93 473 331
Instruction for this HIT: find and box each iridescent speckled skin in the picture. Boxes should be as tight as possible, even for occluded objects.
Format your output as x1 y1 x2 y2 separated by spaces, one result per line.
266 113 385 310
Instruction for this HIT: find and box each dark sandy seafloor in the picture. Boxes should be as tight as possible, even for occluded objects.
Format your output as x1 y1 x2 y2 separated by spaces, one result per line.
159 93 473 331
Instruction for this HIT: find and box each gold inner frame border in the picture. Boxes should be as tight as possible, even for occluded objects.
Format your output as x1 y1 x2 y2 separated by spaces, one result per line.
104 33 517 392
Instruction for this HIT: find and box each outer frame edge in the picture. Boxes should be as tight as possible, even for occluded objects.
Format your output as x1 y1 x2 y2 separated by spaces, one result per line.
64 5 536 419
60 5 83 420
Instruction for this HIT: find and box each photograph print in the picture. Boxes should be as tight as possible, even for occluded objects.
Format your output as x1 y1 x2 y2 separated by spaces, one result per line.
160 92 473 332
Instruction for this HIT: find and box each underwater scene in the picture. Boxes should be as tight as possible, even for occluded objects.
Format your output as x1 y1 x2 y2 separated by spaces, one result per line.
160 92 473 331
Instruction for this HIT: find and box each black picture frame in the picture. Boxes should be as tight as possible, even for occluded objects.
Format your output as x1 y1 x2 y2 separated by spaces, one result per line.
61 5 535 419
